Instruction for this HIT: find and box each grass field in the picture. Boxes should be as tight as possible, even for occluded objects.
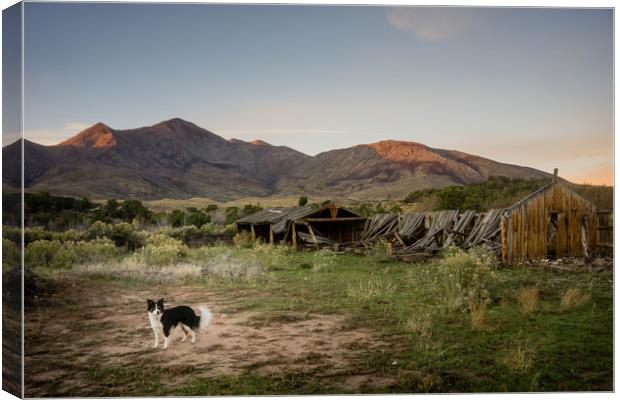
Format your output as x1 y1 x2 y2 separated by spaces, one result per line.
24 244 612 396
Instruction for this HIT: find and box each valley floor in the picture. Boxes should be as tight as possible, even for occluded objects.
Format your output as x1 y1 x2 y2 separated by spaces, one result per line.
24 252 613 396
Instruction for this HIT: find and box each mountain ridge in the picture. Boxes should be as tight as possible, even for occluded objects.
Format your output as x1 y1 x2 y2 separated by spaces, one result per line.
3 118 550 201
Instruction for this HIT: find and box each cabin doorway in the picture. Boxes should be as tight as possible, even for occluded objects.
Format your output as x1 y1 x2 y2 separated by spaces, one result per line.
547 211 560 259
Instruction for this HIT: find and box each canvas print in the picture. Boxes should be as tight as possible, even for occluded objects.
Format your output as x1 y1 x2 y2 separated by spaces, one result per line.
1 2 614 397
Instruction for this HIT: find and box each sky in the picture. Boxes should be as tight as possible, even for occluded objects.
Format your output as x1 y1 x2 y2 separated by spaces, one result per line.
4 4 614 185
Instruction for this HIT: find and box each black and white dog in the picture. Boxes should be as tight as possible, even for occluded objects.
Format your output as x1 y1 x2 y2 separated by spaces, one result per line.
147 298 212 349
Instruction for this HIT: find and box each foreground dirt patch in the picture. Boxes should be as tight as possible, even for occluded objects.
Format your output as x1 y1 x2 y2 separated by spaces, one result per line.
25 279 390 396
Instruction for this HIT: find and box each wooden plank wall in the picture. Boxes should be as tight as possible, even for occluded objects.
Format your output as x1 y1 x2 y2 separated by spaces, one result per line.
502 183 598 264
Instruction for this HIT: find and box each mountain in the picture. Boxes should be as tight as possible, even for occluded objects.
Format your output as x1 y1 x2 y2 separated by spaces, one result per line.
3 118 550 201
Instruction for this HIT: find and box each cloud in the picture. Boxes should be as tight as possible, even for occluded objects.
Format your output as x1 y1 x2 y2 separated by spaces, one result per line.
386 7 474 42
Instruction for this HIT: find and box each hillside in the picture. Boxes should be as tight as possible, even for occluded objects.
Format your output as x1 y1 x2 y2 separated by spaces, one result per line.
3 118 550 201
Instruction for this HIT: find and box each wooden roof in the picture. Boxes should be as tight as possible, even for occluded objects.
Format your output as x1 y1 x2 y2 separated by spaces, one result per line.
236 204 364 234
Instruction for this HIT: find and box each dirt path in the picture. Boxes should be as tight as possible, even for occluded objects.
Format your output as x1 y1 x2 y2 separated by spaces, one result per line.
25 279 391 396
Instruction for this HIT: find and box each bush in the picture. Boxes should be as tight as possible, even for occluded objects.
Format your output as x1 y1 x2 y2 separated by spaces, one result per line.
3 238 20 271
186 209 211 228
127 234 188 266
71 239 120 264
225 207 240 224
435 246 499 311
111 222 147 250
298 196 308 206
201 223 235 235
86 221 112 240
161 225 199 243
25 240 74 269
2 225 21 244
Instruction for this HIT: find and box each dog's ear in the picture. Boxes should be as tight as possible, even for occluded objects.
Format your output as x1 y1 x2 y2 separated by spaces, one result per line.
157 298 165 307
147 299 154 306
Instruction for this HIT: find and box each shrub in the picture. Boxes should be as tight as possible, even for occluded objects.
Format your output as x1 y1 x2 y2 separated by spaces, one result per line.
111 222 147 250
71 238 120 264
86 221 112 240
2 225 21 244
129 235 188 266
298 196 308 206
186 209 211 228
517 286 539 315
24 226 53 244
225 207 240 224
25 240 74 269
3 238 20 271
147 234 184 247
436 246 499 311
559 287 592 311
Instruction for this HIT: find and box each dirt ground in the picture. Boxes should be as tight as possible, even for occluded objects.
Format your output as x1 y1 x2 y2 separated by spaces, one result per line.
24 279 391 396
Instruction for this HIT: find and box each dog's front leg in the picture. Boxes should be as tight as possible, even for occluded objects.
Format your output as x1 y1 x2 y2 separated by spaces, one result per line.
152 329 160 348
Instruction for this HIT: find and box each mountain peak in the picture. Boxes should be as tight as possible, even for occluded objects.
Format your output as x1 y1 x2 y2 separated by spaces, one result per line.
249 139 270 146
59 122 116 149
153 117 198 131
366 140 433 161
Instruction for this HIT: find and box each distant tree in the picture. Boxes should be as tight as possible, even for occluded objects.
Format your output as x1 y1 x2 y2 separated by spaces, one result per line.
186 209 211 228
321 200 332 207
103 199 121 219
436 186 467 210
205 204 218 212
225 207 240 224
120 199 152 222
298 196 308 206
168 210 185 227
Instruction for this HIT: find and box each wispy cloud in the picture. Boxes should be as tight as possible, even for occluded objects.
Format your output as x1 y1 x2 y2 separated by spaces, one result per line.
386 7 474 42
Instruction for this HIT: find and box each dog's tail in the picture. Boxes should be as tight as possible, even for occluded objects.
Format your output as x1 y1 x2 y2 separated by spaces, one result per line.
198 305 212 331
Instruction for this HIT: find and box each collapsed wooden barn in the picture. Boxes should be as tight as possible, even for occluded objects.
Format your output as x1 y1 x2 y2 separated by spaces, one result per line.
236 204 367 247
235 205 316 244
236 171 606 264
500 178 599 264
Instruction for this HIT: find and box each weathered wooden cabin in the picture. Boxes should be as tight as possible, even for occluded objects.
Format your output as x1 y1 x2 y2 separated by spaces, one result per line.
236 204 367 246
501 174 598 264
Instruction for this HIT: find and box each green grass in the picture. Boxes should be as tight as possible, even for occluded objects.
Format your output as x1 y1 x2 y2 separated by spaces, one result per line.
27 245 613 394
191 249 613 392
